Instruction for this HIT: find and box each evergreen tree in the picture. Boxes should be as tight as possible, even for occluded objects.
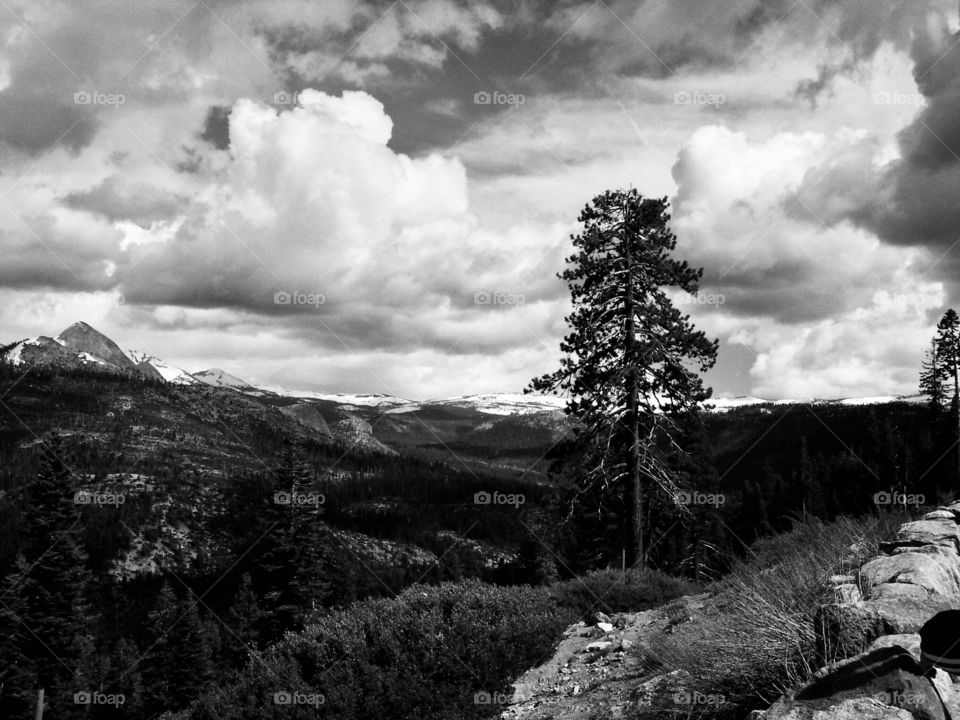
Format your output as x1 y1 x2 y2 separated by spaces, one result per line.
517 521 560 586
0 435 98 719
529 189 718 568
935 309 960 480
258 444 333 640
141 581 213 714
225 572 263 663
920 338 947 414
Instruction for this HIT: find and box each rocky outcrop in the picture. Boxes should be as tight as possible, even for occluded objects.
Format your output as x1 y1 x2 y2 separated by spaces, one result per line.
331 415 398 456
279 402 332 437
760 501 960 720
57 321 136 371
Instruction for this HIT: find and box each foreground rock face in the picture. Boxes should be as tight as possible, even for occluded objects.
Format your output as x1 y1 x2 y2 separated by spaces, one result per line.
762 501 960 720
499 594 710 720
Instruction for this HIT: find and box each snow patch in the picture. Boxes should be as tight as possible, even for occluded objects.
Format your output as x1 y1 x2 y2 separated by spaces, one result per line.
386 393 566 416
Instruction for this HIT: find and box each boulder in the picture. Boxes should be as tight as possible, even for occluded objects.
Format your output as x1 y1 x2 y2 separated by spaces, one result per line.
879 520 960 554
765 645 943 720
931 668 960 718
768 697 916 719
867 634 922 665
923 509 958 522
815 595 956 667
815 603 888 665
860 550 960 598
869 582 933 601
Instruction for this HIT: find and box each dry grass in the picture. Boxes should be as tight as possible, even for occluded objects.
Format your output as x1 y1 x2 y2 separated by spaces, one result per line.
635 513 904 718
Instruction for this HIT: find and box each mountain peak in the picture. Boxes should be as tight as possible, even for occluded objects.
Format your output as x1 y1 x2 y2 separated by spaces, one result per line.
56 321 134 370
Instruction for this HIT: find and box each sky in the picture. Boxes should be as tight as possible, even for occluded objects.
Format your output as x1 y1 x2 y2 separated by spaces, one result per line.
0 0 959 400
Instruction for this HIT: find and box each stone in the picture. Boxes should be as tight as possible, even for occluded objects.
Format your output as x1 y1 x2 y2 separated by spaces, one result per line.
815 596 956 667
829 574 856 585
592 611 612 625
584 640 615 654
869 582 933 601
596 622 614 633
931 668 960 718
860 550 960 598
879 520 960 554
924 509 958 522
867 634 922 665
765 645 942 720
833 584 861 604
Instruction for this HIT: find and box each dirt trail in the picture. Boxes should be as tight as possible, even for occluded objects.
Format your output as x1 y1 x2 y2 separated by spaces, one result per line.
500 593 711 720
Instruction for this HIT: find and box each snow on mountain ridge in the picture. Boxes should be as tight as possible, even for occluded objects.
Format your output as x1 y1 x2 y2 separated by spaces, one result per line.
385 393 567 416
126 350 198 385
192 368 253 389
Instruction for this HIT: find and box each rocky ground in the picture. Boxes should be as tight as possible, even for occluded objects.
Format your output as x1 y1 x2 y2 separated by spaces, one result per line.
500 593 711 720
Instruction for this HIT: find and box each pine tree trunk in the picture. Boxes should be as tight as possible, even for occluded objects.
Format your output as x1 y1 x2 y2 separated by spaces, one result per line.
624 249 643 570
954 366 959 483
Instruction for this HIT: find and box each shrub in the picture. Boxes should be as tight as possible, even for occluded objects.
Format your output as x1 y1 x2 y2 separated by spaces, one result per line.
186 567 698 720
550 567 699 618
187 579 579 720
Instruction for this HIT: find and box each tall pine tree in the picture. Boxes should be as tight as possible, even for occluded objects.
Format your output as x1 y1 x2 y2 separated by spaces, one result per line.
934 309 960 480
529 190 718 569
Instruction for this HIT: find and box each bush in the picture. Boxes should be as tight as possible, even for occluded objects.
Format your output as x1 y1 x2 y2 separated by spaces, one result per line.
187 579 578 720
186 567 698 720
550 567 699 618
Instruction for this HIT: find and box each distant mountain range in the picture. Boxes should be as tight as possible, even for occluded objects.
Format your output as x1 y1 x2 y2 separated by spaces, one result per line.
1 322 567 416
1 321 927 418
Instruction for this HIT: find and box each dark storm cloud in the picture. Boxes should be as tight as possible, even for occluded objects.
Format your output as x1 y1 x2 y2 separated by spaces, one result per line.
0 91 97 154
0 231 117 292
200 106 231 150
784 10 960 299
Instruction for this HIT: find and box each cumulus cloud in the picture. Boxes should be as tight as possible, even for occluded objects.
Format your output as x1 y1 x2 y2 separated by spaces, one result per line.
670 123 945 397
